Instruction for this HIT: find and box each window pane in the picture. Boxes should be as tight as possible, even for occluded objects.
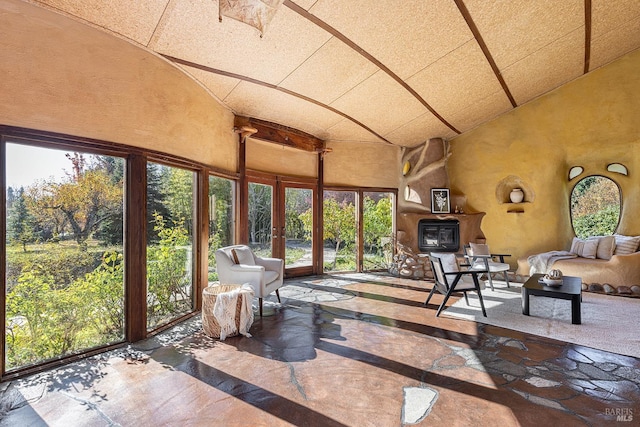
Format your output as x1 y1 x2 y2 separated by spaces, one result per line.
208 175 235 282
5 143 125 371
363 192 394 271
570 176 621 238
146 162 195 330
285 187 313 268
248 182 272 257
323 191 356 272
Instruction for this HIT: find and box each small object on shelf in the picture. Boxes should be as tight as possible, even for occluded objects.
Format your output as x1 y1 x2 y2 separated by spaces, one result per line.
510 188 524 203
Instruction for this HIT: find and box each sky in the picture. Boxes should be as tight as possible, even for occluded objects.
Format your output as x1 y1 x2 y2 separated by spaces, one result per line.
5 143 74 189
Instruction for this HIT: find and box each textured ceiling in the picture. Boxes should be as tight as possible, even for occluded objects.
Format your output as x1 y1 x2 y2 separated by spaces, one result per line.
30 0 640 147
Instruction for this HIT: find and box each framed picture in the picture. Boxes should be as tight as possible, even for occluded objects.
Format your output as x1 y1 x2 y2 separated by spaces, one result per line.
431 188 450 214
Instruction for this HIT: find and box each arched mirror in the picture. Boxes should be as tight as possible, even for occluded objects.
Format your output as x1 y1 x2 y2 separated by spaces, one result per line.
570 176 621 238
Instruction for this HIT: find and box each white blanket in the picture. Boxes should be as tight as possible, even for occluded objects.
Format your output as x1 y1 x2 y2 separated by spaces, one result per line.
212 284 255 340
527 250 577 275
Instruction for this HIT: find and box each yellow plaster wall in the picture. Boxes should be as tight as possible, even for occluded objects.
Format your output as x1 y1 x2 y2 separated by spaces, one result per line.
246 139 318 178
0 0 236 171
324 141 401 188
449 48 640 266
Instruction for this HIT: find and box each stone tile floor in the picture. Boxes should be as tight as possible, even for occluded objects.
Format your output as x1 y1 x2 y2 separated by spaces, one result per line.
1 273 638 426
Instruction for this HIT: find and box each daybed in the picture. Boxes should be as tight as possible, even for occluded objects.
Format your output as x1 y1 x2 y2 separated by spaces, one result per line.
517 234 640 289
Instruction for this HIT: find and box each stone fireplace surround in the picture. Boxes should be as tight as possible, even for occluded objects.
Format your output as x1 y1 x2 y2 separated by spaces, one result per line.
393 137 488 279
391 212 487 280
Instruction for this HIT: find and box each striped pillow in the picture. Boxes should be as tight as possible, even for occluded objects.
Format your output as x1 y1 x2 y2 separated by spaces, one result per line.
570 238 598 259
613 235 640 255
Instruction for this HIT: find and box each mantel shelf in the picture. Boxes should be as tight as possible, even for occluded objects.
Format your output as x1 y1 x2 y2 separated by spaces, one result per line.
502 201 531 205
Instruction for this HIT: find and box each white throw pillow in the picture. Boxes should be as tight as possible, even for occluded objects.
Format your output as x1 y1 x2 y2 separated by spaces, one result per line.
231 247 255 265
469 243 490 256
431 253 459 273
570 237 598 259
613 234 640 255
588 235 615 260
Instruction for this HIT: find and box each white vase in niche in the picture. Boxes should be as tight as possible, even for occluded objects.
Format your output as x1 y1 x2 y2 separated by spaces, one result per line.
510 188 524 203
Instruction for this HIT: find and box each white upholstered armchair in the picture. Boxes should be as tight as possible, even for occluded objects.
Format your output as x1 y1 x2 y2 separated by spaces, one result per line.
215 245 284 317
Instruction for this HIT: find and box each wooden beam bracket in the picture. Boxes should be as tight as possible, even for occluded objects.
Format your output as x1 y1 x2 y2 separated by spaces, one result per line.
235 116 325 152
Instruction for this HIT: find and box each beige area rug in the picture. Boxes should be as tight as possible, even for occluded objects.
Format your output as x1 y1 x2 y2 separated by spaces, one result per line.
443 281 640 359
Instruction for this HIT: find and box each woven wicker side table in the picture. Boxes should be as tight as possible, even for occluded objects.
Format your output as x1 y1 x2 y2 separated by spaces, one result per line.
202 284 254 339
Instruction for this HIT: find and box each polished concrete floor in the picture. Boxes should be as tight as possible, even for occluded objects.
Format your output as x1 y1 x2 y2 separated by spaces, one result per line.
1 273 638 426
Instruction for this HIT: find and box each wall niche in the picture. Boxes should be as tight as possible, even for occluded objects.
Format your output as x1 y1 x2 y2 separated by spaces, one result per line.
496 175 535 205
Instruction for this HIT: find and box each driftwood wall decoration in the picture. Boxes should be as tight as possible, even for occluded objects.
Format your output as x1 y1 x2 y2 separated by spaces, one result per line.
399 137 451 213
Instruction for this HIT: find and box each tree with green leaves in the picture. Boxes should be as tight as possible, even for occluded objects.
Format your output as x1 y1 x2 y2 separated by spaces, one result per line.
146 163 171 244
322 197 356 270
7 187 37 252
26 154 123 247
54 168 123 246
209 176 234 256
25 181 68 242
94 156 125 245
248 183 272 246
363 196 392 251
285 188 311 240
165 168 194 235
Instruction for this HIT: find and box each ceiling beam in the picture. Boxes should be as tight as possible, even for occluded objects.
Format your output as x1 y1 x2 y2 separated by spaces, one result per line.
584 0 592 74
283 0 461 135
454 0 517 108
162 54 393 145
235 116 325 152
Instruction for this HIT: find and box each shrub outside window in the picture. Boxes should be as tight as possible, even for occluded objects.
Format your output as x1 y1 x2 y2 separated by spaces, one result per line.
570 176 621 238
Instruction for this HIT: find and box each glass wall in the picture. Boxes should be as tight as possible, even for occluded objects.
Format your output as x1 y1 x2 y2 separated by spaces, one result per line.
2 129 245 376
285 187 313 269
248 182 273 257
363 192 394 271
323 190 357 272
146 162 195 331
208 175 235 282
5 142 125 371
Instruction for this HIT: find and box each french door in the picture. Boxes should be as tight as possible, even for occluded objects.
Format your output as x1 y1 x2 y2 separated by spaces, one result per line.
247 172 317 277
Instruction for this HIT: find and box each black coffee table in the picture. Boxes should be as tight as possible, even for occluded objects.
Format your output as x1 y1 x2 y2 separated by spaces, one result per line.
522 274 582 324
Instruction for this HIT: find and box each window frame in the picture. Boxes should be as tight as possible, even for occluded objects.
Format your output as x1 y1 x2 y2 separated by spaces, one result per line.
322 186 397 273
1 130 131 378
0 126 239 380
145 159 198 332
